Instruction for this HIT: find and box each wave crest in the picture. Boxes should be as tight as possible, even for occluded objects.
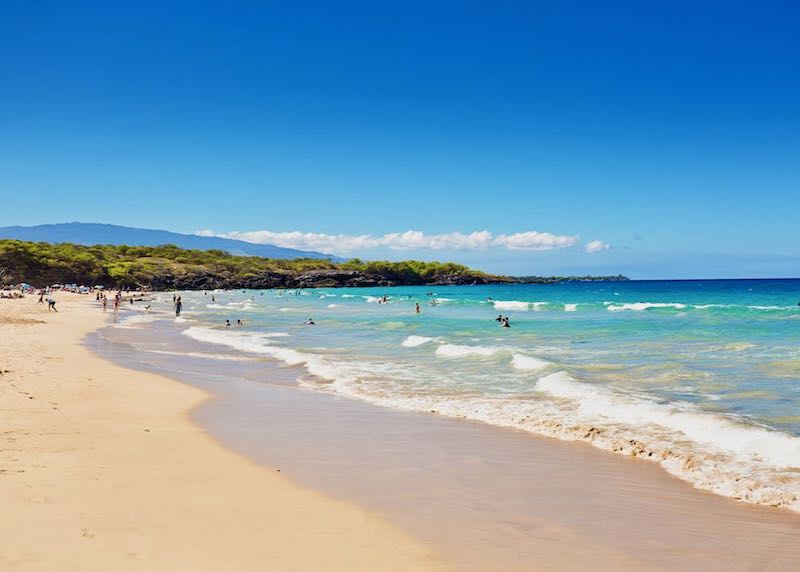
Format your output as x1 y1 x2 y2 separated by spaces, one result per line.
402 335 434 348
435 344 504 358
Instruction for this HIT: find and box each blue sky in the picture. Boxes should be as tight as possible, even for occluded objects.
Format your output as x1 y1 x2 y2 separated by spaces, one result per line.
2 1 799 278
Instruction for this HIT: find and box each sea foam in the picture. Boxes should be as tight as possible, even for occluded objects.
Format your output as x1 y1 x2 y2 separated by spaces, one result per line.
606 302 687 312
492 300 529 311
435 344 503 358
535 371 800 470
305 365 800 512
402 335 434 348
115 314 161 328
181 326 351 385
511 354 550 371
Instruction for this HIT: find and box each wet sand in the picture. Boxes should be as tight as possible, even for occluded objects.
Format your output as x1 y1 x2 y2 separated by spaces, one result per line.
96 315 800 571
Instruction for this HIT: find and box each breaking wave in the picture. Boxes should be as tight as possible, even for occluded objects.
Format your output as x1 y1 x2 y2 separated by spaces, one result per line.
402 335 434 347
511 354 550 371
435 344 504 358
493 300 530 311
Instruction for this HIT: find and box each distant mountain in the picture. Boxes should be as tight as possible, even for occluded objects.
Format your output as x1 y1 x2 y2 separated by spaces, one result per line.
0 223 337 260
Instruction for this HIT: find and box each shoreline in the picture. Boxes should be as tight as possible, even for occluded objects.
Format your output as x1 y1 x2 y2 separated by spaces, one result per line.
94 304 800 571
0 294 443 571
172 285 800 515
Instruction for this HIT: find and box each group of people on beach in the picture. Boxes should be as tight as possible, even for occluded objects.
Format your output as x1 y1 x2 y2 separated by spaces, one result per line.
94 288 521 333
0 290 24 299
95 288 151 314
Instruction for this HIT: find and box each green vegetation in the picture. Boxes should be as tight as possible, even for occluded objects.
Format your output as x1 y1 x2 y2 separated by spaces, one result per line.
0 240 628 289
0 240 498 289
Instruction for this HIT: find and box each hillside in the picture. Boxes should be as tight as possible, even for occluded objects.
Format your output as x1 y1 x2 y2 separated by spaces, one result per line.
0 240 502 289
0 240 628 290
0 223 336 260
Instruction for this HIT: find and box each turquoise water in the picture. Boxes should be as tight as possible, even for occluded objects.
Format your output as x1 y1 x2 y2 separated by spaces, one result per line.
125 280 800 511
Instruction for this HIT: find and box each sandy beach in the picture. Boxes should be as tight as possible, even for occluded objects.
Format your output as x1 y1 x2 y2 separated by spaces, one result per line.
4 293 800 571
95 294 800 572
0 294 442 571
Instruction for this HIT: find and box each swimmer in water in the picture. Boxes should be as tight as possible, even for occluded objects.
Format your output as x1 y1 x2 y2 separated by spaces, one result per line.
306 318 316 325
415 302 421 314
495 314 503 322
237 319 243 326
225 319 231 327
501 317 510 328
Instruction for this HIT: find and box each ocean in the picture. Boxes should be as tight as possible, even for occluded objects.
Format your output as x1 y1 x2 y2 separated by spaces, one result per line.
107 279 800 511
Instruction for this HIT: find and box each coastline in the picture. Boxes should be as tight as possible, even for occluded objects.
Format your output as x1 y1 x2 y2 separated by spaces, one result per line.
5 293 800 571
93 300 800 571
0 294 442 571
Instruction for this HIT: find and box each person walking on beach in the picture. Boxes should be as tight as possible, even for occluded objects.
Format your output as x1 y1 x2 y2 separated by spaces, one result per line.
37 292 44 304
102 295 108 312
175 296 183 317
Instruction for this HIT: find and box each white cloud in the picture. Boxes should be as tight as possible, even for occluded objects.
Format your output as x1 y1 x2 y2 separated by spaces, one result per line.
197 228 586 254
494 231 578 251
585 240 610 253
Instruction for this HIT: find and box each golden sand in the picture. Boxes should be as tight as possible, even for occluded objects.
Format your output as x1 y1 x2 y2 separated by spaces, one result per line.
0 294 443 571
